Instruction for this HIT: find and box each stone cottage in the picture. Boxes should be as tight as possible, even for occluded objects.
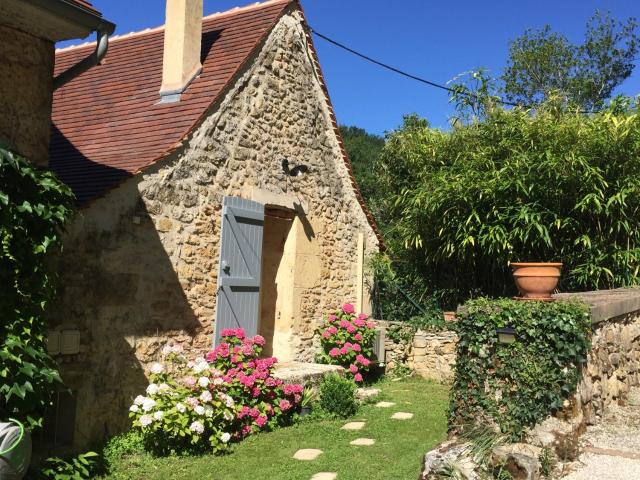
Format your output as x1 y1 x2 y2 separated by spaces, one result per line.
48 0 381 449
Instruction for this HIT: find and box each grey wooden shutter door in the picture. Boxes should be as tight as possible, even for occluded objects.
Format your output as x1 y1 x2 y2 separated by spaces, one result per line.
214 196 264 346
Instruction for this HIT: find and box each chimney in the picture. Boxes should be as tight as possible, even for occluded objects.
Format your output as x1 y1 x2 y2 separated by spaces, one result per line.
159 0 203 102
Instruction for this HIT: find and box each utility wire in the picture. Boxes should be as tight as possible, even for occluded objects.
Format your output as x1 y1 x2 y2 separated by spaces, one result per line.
307 25 525 108
307 26 613 114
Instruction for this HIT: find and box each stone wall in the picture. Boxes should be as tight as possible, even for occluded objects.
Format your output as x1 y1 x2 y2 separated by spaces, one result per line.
376 320 457 382
0 24 54 165
49 10 378 450
528 289 640 460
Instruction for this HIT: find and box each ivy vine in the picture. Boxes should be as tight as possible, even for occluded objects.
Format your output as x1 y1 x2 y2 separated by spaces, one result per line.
0 144 75 428
449 298 591 440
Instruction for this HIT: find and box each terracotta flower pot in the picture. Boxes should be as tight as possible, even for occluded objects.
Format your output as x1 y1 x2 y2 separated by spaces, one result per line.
510 262 562 300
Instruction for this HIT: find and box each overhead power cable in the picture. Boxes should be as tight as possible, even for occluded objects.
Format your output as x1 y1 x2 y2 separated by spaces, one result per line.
307 25 602 114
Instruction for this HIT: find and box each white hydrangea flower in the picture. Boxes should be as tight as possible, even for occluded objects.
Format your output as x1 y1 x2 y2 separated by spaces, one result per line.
190 421 204 434
153 411 164 421
194 405 205 415
213 377 224 386
200 391 213 403
142 398 156 412
193 361 208 374
176 403 186 413
204 406 214 417
129 405 139 413
158 383 171 394
225 396 234 408
146 383 159 395
220 432 231 443
150 362 164 374
223 411 233 421
139 415 153 427
198 376 209 388
134 395 146 405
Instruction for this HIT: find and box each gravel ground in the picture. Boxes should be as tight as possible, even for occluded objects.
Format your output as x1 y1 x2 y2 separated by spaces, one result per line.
563 387 640 479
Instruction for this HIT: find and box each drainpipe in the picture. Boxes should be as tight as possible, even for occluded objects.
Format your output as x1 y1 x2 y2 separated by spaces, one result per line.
53 28 110 90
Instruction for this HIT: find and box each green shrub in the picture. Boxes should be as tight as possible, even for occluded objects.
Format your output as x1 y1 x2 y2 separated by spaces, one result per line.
103 430 145 465
318 374 358 418
381 99 640 300
449 298 591 440
0 145 74 428
38 451 99 480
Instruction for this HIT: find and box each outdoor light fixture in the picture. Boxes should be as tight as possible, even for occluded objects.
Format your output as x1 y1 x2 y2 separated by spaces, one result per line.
282 158 309 177
496 327 517 344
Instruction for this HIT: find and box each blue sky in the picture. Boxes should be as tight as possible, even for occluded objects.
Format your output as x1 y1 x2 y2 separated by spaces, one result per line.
66 0 639 135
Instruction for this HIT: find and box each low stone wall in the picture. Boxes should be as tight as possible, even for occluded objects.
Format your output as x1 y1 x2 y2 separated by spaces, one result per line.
529 289 640 458
375 320 458 382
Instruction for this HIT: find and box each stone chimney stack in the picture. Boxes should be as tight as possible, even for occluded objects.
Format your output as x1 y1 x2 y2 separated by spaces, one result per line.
159 0 203 102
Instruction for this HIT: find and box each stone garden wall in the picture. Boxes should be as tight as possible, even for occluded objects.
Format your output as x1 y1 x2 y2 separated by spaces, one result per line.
529 289 640 457
376 320 458 382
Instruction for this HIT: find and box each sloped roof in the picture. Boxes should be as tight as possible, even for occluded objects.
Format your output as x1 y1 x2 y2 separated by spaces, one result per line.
51 0 292 205
50 0 383 245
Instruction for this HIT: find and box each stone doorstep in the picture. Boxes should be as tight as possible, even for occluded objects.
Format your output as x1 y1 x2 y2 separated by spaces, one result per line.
273 362 344 385
584 445 640 460
375 401 395 408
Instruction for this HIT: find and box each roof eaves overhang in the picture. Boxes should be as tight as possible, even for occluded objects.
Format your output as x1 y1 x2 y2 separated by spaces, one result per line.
30 0 115 38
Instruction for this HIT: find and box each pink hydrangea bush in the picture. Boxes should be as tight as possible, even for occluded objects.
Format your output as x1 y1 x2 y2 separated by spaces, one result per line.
317 303 377 382
129 329 302 455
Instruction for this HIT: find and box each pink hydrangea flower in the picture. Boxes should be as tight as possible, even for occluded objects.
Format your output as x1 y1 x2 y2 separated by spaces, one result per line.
221 329 235 337
339 319 350 328
329 326 338 335
235 328 246 339
342 303 355 314
329 348 340 357
347 324 356 333
252 387 261 397
253 335 266 346
352 343 362 352
366 321 375 329
354 333 363 341
249 407 260 418
328 314 337 321
349 364 358 374
255 415 267 427
340 347 348 355
354 373 363 382
353 318 365 327
322 330 331 339
279 399 291 411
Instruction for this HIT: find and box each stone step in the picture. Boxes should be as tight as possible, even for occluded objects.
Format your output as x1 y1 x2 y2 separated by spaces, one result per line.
273 361 344 386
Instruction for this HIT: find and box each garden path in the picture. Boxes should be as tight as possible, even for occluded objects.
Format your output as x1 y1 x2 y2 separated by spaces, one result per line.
563 387 640 479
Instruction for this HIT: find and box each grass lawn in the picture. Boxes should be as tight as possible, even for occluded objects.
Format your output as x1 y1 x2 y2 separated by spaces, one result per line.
101 377 449 480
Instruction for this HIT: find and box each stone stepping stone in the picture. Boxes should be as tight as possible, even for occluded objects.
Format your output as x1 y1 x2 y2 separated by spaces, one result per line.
391 412 414 420
341 421 365 430
375 401 396 408
293 449 323 460
350 438 375 446
311 473 337 480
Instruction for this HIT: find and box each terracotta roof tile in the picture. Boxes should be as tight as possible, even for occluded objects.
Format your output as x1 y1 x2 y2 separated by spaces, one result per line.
51 0 292 205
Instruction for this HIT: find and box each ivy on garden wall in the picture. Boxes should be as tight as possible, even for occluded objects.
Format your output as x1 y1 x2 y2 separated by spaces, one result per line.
449 298 591 440
0 144 75 428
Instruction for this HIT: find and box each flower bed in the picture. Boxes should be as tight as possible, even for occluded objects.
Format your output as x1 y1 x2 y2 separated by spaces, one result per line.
317 303 377 382
129 329 302 455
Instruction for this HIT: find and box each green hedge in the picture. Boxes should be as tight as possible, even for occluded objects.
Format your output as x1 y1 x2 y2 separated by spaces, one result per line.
449 298 591 439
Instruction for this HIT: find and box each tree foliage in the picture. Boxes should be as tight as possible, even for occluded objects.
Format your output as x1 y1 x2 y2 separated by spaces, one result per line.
502 11 638 110
0 145 74 427
380 98 640 302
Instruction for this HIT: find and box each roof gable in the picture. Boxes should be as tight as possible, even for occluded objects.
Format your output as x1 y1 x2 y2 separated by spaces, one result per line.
50 0 291 205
